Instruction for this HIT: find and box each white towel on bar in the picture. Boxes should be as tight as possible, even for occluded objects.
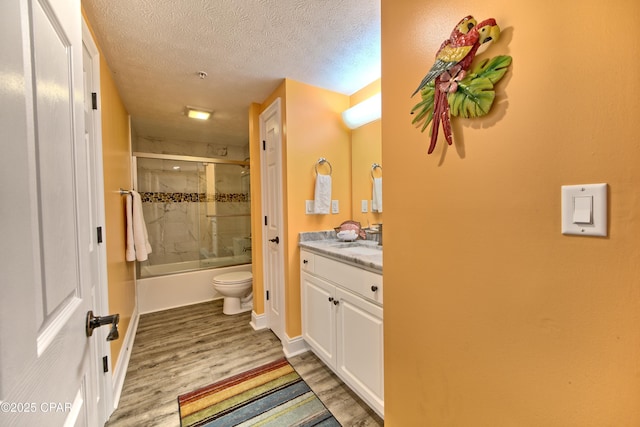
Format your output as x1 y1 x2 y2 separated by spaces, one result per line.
125 193 136 261
372 177 383 212
126 190 152 261
313 174 332 214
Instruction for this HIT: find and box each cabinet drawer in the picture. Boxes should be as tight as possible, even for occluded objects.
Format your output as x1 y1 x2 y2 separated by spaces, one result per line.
360 269 383 305
314 255 383 305
300 250 314 273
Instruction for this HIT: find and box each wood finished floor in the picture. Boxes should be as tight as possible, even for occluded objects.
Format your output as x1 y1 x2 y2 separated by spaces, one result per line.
105 300 383 426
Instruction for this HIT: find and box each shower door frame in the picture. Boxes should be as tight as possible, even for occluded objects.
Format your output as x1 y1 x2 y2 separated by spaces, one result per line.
133 152 251 274
133 152 250 167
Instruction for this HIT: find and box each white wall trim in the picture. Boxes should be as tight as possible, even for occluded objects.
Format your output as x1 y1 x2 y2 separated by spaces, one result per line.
282 334 309 358
111 306 139 410
250 310 268 330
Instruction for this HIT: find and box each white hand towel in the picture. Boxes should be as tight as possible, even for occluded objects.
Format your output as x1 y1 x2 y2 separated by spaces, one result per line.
125 193 136 261
372 177 383 212
131 190 152 261
313 174 332 214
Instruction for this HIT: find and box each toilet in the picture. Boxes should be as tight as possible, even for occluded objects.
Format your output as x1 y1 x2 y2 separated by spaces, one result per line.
212 271 253 315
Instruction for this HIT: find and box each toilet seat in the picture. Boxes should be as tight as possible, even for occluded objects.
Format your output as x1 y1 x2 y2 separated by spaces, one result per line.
212 271 252 285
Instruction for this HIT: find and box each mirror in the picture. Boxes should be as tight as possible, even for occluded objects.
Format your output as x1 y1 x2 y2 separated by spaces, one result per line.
350 118 382 231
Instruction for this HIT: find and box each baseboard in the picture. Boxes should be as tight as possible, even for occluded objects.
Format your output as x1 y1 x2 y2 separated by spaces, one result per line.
282 334 309 358
249 313 307 357
250 310 267 330
111 305 139 410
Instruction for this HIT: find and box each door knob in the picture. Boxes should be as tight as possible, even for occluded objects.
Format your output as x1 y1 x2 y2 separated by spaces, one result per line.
269 236 280 244
86 311 120 341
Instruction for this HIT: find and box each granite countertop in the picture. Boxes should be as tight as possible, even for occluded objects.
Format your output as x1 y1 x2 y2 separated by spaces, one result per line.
299 231 382 273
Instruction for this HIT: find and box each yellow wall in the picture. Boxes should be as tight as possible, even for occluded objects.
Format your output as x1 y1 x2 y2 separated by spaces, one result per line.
101 61 135 370
382 1 640 425
248 102 265 316
83 10 136 370
350 79 382 226
284 79 352 337
250 79 352 337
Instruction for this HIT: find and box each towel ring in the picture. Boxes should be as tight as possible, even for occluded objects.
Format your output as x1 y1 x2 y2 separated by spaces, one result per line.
315 158 332 176
371 163 382 179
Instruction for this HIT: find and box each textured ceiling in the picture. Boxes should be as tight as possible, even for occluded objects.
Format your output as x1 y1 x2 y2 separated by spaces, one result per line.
82 0 381 149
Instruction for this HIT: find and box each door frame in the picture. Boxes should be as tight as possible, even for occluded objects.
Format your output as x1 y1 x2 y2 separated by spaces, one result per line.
82 18 113 423
259 99 286 342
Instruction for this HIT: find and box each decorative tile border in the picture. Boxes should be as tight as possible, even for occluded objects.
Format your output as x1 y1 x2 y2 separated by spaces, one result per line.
140 192 249 203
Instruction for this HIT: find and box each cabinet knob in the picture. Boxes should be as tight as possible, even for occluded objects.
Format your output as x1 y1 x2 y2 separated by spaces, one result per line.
371 285 378 292
303 259 309 264
333 299 340 305
328 297 334 302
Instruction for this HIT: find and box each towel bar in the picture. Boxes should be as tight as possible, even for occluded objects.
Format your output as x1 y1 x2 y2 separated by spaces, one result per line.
119 188 131 195
315 158 332 176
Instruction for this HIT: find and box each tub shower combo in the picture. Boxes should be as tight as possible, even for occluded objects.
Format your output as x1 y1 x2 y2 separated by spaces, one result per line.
133 153 253 313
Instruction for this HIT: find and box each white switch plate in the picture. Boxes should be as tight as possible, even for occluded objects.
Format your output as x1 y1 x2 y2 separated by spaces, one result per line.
561 183 607 236
305 200 315 214
361 200 368 213
331 200 339 214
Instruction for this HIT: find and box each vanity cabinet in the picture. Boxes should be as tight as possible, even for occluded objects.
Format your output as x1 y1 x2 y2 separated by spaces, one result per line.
300 250 384 417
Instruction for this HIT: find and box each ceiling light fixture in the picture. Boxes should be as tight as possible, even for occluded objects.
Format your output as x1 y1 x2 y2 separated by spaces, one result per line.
342 93 381 129
185 106 212 120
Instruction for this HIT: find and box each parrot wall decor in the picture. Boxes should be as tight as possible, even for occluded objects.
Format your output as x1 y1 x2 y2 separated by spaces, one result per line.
410 15 512 154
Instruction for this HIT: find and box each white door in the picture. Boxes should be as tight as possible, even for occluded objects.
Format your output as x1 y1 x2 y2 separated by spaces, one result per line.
82 20 113 425
0 0 98 425
260 99 285 341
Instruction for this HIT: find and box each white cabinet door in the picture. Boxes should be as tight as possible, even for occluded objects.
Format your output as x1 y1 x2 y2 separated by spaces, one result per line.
335 287 384 415
301 272 337 367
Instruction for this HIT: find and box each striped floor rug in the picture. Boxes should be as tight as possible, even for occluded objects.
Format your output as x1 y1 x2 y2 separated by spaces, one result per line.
178 358 341 426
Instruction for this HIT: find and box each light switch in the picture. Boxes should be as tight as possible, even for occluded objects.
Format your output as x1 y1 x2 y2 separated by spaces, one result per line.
361 200 368 213
305 200 314 214
331 200 339 214
561 184 607 236
572 196 593 224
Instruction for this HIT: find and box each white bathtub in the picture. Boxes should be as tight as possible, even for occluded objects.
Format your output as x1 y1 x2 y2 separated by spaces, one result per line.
136 259 252 314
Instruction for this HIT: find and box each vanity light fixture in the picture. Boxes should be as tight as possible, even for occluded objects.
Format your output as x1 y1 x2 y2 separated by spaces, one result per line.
342 92 381 129
185 106 212 120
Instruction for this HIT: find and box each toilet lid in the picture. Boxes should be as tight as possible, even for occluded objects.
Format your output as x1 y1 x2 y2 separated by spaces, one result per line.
212 271 252 284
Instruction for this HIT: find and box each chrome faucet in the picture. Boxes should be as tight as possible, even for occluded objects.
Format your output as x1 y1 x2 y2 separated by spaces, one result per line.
366 223 383 246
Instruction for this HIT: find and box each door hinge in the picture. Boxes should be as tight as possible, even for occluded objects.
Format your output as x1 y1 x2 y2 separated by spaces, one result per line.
102 356 109 373
91 92 98 110
266 290 270 301
97 226 103 243
264 216 268 226
262 140 266 150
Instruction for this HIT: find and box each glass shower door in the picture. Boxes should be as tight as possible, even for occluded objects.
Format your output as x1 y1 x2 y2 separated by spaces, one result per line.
200 163 251 268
